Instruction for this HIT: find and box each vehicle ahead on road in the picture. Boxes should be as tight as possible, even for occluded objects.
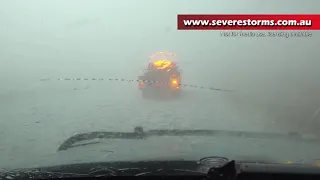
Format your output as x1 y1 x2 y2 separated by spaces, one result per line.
138 52 181 98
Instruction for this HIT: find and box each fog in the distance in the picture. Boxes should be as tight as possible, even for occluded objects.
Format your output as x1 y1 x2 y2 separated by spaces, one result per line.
0 0 320 139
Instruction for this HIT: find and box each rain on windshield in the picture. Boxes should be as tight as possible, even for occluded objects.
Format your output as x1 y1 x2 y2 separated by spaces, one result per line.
0 0 319 169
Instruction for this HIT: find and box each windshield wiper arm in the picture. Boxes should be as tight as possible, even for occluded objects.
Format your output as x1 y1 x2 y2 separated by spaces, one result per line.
57 126 320 151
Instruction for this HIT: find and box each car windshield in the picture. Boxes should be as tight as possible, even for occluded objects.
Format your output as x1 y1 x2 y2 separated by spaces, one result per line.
1 0 320 170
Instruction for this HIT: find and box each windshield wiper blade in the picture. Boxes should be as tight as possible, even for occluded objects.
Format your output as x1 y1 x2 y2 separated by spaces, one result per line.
57 126 320 151
58 130 145 151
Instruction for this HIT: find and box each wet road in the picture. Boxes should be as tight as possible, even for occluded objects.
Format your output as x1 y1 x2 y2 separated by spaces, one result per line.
1 48 320 169
0 76 309 168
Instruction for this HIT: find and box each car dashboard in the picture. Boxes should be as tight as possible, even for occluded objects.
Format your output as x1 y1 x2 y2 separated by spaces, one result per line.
2 158 320 180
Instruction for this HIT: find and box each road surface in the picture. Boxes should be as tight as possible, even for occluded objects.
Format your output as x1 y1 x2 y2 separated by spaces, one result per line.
1 76 314 169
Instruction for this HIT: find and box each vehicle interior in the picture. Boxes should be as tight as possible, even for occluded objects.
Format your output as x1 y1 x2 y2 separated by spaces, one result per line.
2 127 320 179
2 157 320 179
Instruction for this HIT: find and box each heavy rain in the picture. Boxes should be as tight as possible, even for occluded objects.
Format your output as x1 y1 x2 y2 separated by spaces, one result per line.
0 0 319 169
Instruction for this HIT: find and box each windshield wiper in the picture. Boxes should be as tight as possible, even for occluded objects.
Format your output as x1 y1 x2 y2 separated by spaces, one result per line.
57 126 320 151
